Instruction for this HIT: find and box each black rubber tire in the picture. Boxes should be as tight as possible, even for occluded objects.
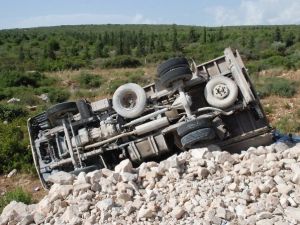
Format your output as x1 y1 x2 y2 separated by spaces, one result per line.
46 102 78 125
160 67 192 88
157 57 189 77
177 117 212 137
181 128 216 148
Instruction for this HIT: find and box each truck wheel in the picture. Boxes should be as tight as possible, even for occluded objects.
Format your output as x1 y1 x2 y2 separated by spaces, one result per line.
47 102 78 126
113 83 147 119
204 76 238 109
181 127 216 148
177 117 212 137
160 67 192 88
157 57 189 77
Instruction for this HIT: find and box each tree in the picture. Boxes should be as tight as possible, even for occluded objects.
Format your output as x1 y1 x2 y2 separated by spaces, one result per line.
203 27 207 43
217 26 224 41
285 31 295 47
148 33 155 54
83 46 90 60
136 30 145 56
248 35 255 49
49 39 60 51
117 30 124 55
155 35 166 52
274 27 282 42
171 24 180 51
44 46 56 60
188 27 198 42
18 46 25 62
241 35 246 47
94 40 104 58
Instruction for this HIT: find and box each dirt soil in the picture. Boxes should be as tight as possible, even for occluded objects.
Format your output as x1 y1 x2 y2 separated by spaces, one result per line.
0 174 47 203
259 69 300 135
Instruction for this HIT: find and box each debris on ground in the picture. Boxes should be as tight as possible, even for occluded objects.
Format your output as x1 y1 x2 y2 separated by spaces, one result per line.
26 105 37 111
38 94 49 102
7 98 20 103
6 169 17 178
1 142 300 225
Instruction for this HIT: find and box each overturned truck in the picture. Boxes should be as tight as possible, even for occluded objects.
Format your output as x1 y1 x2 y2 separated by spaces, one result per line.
28 48 273 188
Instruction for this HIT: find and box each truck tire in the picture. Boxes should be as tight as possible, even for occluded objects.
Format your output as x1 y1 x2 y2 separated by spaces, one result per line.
181 127 216 148
46 102 78 126
160 67 192 88
177 117 212 137
204 76 238 109
113 83 147 119
157 57 189 77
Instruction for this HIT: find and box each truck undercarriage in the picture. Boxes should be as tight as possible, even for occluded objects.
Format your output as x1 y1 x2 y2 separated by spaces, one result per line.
28 48 273 188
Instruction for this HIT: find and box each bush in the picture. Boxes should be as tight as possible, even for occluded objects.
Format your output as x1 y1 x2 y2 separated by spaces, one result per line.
106 79 127 94
0 188 33 213
0 70 54 88
76 72 103 88
101 56 142 69
48 89 70 103
275 116 300 134
106 70 146 94
0 104 27 121
254 77 297 98
0 118 32 173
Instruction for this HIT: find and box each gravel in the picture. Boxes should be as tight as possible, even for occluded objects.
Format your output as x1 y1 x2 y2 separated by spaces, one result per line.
1 142 300 225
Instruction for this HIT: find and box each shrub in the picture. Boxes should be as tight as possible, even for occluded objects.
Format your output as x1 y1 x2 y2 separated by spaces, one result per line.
254 77 297 98
106 79 127 94
0 104 27 121
0 70 54 88
76 72 103 88
275 116 300 134
34 87 70 103
0 118 32 173
101 56 142 69
105 70 147 94
0 188 33 213
48 89 70 103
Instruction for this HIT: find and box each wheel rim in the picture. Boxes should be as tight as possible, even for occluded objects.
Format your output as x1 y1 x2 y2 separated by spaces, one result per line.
120 90 138 110
213 83 229 99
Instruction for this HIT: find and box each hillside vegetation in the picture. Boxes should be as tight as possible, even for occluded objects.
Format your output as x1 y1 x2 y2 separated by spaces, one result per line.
0 24 299 174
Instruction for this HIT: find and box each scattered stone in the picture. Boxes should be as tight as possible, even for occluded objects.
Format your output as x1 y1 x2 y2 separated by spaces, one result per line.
1 143 299 224
7 98 20 103
284 207 300 221
137 206 153 219
171 206 185 219
48 171 74 185
7 169 17 178
115 159 133 173
96 198 114 211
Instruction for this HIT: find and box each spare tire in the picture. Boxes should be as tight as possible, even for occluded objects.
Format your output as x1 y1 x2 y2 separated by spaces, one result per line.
181 127 216 148
157 57 189 77
177 117 212 137
204 76 238 109
113 83 147 119
160 67 192 88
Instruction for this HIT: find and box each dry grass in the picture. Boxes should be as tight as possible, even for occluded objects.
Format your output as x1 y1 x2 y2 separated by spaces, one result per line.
260 69 300 134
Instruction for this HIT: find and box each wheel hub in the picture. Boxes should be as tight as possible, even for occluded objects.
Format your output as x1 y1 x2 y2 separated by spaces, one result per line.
213 83 229 99
121 91 137 109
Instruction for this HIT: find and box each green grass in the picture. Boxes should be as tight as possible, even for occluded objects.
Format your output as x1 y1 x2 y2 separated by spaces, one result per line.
75 72 104 89
0 187 33 213
275 116 300 134
253 76 297 98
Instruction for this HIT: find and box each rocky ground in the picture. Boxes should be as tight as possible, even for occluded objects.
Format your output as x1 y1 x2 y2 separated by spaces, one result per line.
1 141 300 225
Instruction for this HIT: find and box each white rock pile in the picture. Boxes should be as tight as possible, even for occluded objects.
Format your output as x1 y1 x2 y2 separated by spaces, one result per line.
1 142 300 225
